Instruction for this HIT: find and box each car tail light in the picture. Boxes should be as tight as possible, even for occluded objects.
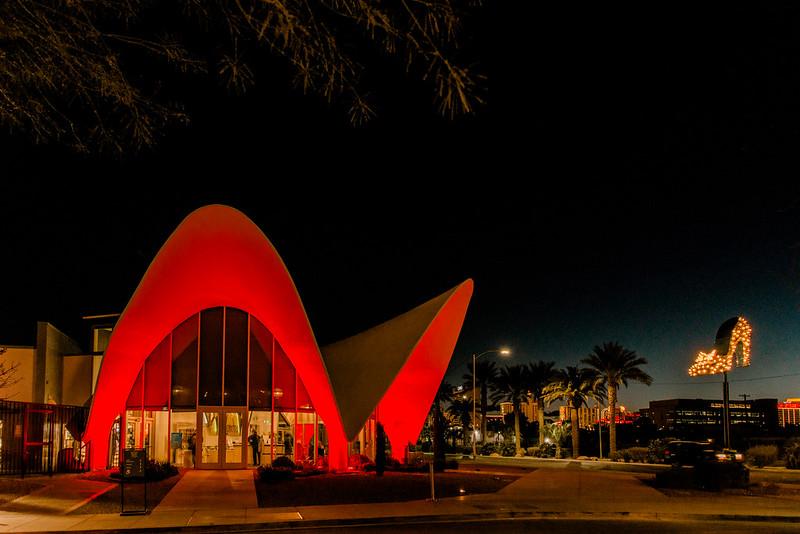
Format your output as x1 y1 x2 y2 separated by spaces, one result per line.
734 453 743 461
715 453 729 462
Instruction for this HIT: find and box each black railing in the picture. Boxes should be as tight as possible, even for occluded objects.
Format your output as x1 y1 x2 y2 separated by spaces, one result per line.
0 400 90 475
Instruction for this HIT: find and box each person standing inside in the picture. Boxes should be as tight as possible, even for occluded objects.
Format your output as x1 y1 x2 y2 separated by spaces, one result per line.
248 428 261 466
284 432 293 457
188 431 196 467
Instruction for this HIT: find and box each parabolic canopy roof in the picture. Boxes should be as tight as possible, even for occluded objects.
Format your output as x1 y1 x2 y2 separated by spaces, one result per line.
83 205 473 470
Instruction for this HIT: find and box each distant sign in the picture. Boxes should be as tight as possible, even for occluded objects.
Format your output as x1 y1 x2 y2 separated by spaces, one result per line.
710 402 748 409
171 432 183 449
689 316 753 377
123 449 146 478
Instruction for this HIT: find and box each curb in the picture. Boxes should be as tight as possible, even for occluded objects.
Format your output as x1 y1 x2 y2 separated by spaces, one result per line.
25 509 800 534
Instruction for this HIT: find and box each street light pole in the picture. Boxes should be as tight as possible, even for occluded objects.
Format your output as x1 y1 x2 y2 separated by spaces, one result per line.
598 407 602 460
472 352 477 459
471 348 511 459
598 406 609 459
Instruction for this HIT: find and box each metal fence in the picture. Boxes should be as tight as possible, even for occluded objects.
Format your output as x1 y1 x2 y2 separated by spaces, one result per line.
0 400 90 476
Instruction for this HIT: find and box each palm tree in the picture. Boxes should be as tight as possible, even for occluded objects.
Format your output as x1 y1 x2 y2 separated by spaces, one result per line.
544 422 570 459
527 361 556 446
491 365 529 456
447 397 473 447
431 380 453 470
582 342 653 457
463 360 498 446
543 366 605 458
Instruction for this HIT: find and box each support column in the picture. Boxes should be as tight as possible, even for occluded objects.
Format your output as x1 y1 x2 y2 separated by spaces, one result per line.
722 372 731 448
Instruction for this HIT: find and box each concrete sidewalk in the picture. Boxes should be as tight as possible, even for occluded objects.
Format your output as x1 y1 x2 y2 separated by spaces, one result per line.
0 474 114 516
3 465 800 532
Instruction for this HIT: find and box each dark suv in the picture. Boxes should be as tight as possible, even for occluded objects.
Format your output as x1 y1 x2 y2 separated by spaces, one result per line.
663 441 709 466
663 440 744 467
660 440 748 489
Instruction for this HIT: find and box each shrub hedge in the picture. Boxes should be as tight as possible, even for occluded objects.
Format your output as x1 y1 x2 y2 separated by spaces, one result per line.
746 445 778 468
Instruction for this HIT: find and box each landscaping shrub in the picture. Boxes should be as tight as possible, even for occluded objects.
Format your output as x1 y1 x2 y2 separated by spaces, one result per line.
391 456 428 472
534 443 555 458
526 446 539 457
257 465 294 482
746 445 778 468
785 439 800 469
272 456 296 470
293 468 325 478
609 450 634 462
500 443 516 457
110 460 178 481
480 442 497 456
145 460 178 481
347 454 373 470
621 447 649 463
365 457 401 472
647 438 672 464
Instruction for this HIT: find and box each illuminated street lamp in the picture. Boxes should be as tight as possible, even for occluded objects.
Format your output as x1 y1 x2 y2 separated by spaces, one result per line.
472 347 511 459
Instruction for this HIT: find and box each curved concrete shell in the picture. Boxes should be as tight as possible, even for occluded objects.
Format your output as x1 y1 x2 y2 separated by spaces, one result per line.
84 205 473 470
322 280 473 453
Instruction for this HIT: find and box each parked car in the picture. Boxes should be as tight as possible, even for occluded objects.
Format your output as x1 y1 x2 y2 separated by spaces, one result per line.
663 440 744 467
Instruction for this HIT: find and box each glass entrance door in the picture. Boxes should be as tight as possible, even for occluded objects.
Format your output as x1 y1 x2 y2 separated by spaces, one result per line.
223 411 244 466
197 408 246 469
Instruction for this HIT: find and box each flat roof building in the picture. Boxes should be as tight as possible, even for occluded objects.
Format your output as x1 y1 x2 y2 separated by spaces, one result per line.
778 398 800 428
647 398 778 443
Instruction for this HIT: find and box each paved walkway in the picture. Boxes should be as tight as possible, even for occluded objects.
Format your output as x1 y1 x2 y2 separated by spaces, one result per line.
155 470 257 511
1 465 800 532
0 475 114 516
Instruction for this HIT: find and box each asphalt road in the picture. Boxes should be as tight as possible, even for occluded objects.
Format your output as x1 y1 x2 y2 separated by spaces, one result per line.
246 518 800 533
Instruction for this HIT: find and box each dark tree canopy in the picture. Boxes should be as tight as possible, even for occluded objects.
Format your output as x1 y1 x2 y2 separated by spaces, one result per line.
0 0 485 153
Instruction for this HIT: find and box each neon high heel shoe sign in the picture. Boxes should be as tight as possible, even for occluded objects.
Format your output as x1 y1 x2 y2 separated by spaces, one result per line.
688 317 752 376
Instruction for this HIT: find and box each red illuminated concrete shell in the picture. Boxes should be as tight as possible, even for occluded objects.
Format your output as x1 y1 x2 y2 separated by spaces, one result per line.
322 281 473 453
84 205 473 470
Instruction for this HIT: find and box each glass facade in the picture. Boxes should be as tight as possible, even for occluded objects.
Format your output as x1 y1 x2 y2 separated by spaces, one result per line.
119 307 340 469
224 309 248 406
198 308 224 406
171 316 198 409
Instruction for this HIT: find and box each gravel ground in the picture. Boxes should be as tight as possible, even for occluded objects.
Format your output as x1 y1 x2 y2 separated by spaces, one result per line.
255 470 520 508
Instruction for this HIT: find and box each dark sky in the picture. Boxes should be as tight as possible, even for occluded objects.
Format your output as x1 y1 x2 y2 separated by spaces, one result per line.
3 5 800 411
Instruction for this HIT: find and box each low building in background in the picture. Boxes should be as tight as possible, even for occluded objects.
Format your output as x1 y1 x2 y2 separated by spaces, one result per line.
648 398 778 443
0 315 113 475
558 405 633 429
499 397 538 422
778 398 800 428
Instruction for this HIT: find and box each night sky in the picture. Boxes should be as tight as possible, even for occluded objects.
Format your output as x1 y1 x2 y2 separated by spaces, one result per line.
3 5 800 412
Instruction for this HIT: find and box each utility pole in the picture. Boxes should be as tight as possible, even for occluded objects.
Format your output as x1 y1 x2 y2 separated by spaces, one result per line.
739 394 750 402
722 372 731 448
